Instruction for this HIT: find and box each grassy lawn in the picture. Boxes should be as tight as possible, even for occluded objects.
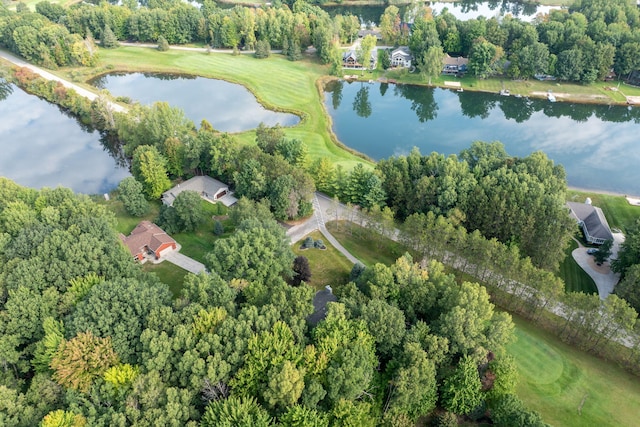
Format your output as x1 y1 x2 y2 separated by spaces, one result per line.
557 239 597 294
171 200 233 264
69 47 371 172
293 231 352 291
508 314 640 427
567 190 640 232
92 196 161 235
143 261 189 298
326 220 416 266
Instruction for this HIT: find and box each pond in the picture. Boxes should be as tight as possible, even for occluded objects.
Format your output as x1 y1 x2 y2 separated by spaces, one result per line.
0 80 130 195
324 80 640 195
90 73 299 132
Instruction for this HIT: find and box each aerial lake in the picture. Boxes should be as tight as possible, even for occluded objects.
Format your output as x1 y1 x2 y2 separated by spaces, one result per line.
324 80 640 195
90 73 299 132
0 80 129 195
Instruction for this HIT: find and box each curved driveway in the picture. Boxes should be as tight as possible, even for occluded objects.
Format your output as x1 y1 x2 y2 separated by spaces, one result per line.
571 234 624 299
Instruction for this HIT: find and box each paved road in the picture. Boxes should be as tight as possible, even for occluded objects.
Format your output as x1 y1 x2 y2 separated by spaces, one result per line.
0 49 127 113
286 193 361 265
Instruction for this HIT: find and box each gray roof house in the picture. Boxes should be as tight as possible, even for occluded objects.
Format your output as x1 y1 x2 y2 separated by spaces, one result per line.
162 176 237 207
390 47 412 68
567 201 614 245
342 49 377 69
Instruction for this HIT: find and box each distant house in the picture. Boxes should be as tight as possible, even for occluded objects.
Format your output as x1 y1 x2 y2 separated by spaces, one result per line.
567 201 614 245
162 176 237 207
390 47 412 68
342 49 377 70
442 54 468 75
357 29 382 40
119 221 177 262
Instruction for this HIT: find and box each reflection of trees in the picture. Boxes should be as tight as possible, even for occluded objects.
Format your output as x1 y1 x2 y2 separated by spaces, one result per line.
332 80 343 110
379 82 389 97
498 96 534 123
0 78 13 102
457 90 495 119
394 84 438 122
324 80 344 110
100 131 129 169
352 84 372 118
459 0 538 16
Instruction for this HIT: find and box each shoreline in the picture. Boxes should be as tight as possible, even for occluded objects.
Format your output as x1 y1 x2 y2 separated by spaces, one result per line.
567 186 640 200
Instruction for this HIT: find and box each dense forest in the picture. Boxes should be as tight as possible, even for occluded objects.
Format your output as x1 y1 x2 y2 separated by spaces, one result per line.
0 178 547 426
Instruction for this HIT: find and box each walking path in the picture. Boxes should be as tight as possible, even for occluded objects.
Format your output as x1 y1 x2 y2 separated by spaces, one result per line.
0 49 127 113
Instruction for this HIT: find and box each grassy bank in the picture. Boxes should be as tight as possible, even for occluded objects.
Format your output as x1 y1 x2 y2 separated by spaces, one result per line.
72 47 370 172
382 67 640 105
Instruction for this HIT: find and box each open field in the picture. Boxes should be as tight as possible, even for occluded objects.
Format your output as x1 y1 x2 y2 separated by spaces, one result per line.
293 231 352 290
509 314 640 427
567 189 640 232
557 239 597 294
72 47 371 172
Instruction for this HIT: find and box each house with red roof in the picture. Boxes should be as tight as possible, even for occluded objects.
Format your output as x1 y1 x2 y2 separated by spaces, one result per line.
119 221 177 262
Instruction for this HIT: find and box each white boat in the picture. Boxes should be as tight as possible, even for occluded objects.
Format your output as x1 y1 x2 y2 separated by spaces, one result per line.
547 91 556 102
499 89 510 96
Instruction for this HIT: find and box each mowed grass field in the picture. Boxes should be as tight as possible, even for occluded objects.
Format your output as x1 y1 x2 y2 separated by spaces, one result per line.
77 47 370 172
509 314 640 427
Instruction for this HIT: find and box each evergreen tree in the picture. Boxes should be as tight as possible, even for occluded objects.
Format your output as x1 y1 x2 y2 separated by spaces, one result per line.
100 24 119 49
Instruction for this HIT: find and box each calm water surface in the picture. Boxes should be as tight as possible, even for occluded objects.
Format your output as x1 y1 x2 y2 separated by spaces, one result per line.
323 1 557 25
324 81 640 195
0 81 129 194
91 73 299 132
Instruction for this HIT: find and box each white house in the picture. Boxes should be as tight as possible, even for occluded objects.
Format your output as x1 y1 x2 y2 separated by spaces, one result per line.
162 176 237 207
390 47 412 68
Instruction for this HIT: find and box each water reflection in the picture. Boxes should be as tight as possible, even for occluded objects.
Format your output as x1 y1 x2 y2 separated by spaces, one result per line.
0 84 130 194
323 1 556 25
324 80 640 195
353 84 372 118
0 77 12 102
91 73 299 133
